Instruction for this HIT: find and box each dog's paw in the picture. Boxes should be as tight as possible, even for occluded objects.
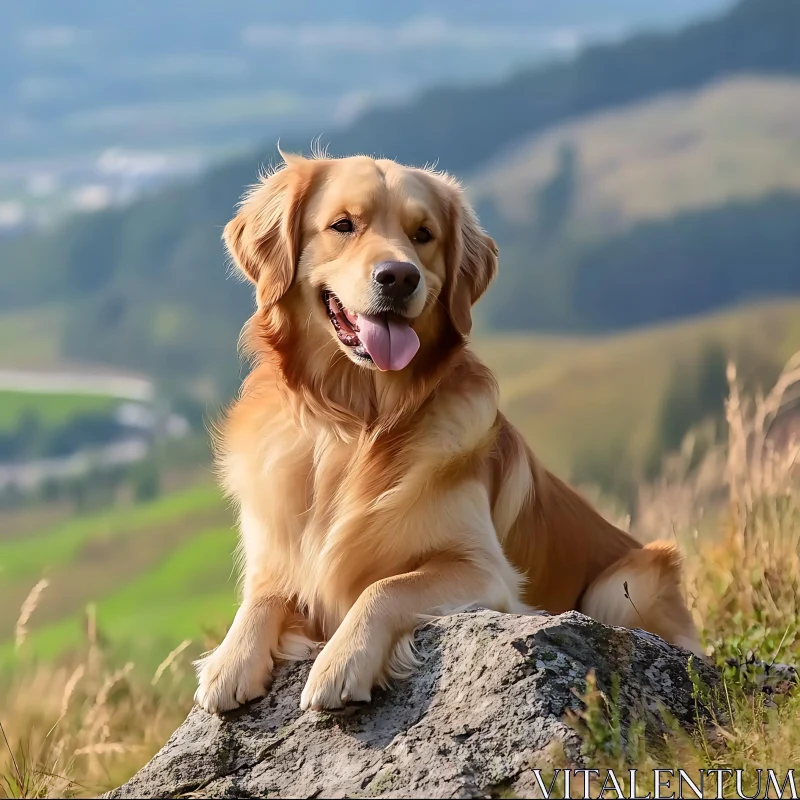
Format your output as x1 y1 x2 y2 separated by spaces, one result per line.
194 647 273 714
299 638 377 711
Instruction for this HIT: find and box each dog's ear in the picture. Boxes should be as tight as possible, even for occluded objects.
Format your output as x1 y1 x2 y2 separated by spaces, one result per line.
223 153 313 309
439 177 498 337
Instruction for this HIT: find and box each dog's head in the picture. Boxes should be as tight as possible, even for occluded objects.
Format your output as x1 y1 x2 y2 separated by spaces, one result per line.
224 153 497 374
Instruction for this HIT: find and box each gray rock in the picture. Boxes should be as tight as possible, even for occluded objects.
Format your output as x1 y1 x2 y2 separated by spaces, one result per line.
107 610 717 799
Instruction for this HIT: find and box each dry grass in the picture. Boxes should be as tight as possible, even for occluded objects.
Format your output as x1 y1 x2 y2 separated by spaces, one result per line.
633 352 800 667
3 353 800 797
1 604 193 798
575 352 800 790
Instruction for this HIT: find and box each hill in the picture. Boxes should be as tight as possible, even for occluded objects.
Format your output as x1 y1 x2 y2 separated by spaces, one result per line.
5 297 800 666
479 190 800 333
478 299 800 486
470 77 800 233
0 483 232 664
470 75 800 330
1 0 799 396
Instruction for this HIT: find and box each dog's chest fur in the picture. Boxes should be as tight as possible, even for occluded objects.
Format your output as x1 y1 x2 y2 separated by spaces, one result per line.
222 381 502 632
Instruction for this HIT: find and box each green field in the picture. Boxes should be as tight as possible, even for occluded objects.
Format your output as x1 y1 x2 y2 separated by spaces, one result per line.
5 298 800 669
0 306 126 434
0 390 120 433
1 483 234 668
12 527 238 665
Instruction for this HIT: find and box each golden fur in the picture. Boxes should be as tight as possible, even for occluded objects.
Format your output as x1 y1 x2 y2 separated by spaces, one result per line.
194 153 701 713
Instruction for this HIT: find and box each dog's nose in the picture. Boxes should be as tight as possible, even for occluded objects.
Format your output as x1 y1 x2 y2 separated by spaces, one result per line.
372 261 421 301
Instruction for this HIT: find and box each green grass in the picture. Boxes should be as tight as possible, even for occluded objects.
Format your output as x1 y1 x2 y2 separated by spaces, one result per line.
1 482 235 671
0 483 223 577
0 483 231 652
12 526 238 666
0 390 119 433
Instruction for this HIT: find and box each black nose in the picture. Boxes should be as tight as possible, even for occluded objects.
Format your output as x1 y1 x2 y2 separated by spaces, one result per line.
372 261 421 301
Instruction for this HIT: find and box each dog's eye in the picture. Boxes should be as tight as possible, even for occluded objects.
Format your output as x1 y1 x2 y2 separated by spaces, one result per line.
330 218 354 234
414 227 433 244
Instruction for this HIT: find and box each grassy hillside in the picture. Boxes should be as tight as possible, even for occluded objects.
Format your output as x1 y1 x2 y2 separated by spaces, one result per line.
470 76 800 332
0 484 233 665
5 298 800 668
470 76 800 232
479 298 800 482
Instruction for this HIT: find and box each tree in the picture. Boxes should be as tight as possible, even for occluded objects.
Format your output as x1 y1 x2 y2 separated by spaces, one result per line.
535 143 578 242
131 459 161 503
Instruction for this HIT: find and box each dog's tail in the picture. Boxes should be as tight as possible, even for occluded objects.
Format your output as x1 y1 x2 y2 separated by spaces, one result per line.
579 540 703 656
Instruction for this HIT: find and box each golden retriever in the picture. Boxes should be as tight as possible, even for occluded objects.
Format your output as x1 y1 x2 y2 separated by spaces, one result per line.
194 152 701 713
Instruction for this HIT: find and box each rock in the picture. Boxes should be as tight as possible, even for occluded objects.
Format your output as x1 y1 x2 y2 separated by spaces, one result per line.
107 610 717 799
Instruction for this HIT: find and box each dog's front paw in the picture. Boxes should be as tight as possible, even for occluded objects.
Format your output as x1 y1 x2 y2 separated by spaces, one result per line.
194 646 273 714
299 635 378 711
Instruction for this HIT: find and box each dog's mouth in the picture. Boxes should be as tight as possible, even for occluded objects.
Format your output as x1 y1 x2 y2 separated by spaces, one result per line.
322 290 420 372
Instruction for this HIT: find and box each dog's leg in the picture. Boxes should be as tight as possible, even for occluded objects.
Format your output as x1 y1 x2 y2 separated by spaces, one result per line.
300 550 521 711
195 593 287 713
580 540 703 655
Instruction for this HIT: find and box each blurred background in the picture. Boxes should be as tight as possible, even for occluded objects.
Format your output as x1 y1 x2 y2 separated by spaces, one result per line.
2 1 800 782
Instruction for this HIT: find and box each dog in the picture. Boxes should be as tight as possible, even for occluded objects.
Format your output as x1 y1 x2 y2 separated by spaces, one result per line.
194 152 702 713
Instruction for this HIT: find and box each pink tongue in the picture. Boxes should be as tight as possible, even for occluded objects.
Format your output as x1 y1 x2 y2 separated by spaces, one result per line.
356 314 420 371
